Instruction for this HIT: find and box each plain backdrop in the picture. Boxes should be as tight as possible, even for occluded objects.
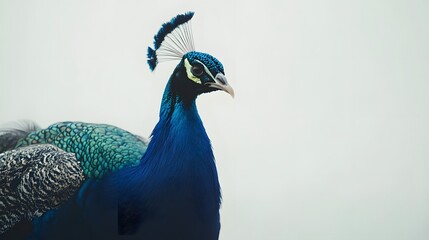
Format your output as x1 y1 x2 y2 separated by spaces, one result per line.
1 0 429 239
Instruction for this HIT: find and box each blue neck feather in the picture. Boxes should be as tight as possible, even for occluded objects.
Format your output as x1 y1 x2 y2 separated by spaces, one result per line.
138 80 220 191
115 66 221 238
139 65 220 191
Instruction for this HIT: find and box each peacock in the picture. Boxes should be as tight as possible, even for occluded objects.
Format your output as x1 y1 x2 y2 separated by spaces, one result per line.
0 12 233 240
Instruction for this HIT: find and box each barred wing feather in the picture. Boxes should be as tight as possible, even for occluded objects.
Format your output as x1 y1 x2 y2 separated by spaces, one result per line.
0 144 84 234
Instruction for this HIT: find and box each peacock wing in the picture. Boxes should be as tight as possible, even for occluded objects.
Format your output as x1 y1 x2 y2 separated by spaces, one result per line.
16 122 148 178
0 144 84 234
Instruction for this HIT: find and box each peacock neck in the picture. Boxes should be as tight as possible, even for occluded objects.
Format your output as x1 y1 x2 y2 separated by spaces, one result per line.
159 80 198 121
113 71 221 238
140 78 218 187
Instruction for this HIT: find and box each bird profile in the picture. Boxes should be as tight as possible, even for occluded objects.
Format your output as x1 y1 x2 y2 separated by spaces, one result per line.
0 12 233 240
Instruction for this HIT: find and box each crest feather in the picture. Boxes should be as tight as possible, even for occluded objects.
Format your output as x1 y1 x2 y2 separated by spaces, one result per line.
147 12 195 71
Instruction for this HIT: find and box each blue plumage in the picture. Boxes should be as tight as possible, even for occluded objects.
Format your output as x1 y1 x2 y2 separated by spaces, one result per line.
0 12 234 240
147 46 157 71
186 51 225 75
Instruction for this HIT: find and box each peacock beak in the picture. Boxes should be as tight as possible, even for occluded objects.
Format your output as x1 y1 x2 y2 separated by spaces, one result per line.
205 73 235 98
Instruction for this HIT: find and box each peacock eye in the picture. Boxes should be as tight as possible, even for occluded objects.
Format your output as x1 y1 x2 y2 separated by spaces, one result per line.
191 65 204 77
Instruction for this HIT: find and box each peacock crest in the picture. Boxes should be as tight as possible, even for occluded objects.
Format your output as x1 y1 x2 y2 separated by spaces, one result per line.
147 12 195 71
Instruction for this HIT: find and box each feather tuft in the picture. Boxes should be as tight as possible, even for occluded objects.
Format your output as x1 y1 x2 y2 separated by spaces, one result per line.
153 12 194 50
147 12 195 71
147 47 157 71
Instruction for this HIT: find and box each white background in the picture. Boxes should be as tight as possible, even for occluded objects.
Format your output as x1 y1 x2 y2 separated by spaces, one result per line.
1 0 429 239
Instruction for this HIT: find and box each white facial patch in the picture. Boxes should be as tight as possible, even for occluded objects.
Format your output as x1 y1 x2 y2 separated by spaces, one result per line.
184 58 202 84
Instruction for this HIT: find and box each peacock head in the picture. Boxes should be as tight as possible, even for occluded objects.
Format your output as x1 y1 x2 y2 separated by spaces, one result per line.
179 51 234 97
147 12 234 98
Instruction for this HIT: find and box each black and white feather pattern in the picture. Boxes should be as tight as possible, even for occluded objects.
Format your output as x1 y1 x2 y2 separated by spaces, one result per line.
0 144 84 234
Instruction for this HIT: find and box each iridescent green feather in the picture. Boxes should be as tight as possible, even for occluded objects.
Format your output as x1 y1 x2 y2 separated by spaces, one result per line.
16 122 148 178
